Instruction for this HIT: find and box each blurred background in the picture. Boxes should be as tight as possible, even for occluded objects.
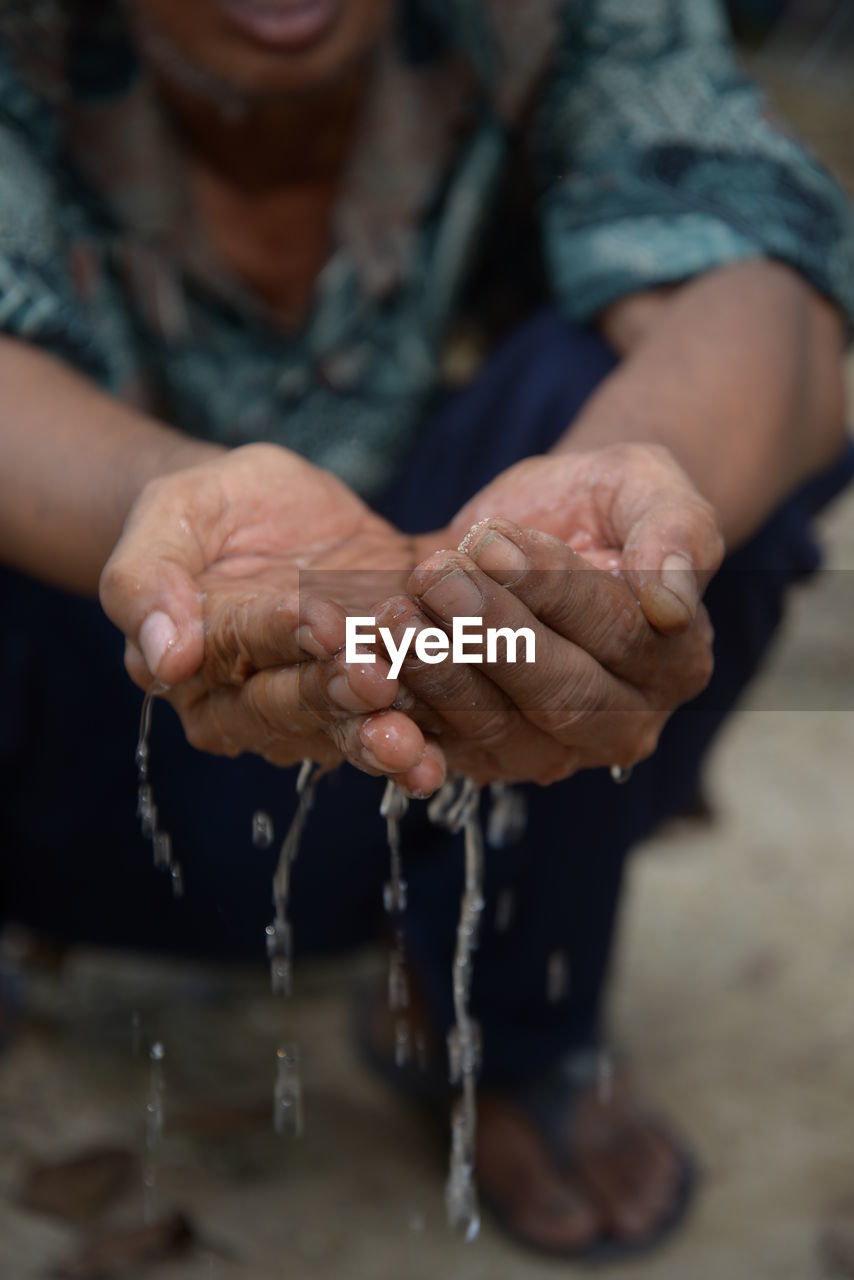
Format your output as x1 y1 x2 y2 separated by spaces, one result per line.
1 4 853 1278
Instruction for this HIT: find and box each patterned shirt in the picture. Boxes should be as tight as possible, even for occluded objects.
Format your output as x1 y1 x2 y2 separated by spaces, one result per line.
0 0 852 496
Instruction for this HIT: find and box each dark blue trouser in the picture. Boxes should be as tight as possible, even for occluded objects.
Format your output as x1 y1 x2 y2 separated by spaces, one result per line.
1 309 851 1084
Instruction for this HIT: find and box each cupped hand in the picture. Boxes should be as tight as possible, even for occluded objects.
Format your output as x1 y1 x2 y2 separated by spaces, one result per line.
99 443 445 794
446 443 725 633
365 517 714 786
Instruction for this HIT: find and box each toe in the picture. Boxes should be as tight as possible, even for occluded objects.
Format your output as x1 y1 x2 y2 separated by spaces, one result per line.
477 1097 603 1252
570 1090 687 1243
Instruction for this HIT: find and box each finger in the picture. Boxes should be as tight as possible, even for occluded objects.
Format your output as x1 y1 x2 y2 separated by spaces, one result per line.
409 552 657 766
203 590 349 684
253 661 441 783
99 470 224 685
373 595 574 782
171 661 439 782
602 446 725 633
462 518 711 698
168 668 335 764
299 646 401 719
333 710 448 797
462 519 655 678
124 640 156 693
396 740 447 799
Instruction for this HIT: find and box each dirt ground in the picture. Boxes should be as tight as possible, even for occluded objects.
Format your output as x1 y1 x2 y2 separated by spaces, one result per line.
1 31 854 1280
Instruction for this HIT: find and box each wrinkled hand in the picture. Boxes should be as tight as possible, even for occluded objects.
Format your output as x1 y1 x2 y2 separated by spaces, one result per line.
367 517 714 785
99 443 445 793
356 442 724 786
447 443 725 634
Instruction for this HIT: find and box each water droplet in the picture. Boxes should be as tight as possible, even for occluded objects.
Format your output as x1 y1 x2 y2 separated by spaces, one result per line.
610 764 633 785
273 1045 303 1138
487 783 528 848
252 810 274 849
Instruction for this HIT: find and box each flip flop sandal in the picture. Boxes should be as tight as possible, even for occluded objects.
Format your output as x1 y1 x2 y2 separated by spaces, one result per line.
482 1047 698 1263
355 990 696 1262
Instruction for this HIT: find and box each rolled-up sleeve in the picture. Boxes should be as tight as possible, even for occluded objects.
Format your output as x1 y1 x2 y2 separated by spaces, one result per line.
534 0 854 332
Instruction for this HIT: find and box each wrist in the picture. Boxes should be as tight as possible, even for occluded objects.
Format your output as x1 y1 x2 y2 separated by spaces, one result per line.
122 424 226 519
135 423 225 485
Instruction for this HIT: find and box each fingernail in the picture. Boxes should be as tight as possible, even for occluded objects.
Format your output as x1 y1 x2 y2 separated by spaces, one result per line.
468 531 529 581
138 611 177 676
361 716 399 751
418 568 483 618
660 553 698 618
327 674 375 714
360 716 418 768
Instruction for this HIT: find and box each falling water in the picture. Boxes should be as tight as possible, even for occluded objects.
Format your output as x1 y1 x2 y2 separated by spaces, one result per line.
610 764 633 785
252 811 275 849
267 760 317 999
429 778 484 1243
381 780 411 1067
273 1045 304 1137
486 782 527 848
143 1041 165 1223
136 689 183 897
265 760 319 1138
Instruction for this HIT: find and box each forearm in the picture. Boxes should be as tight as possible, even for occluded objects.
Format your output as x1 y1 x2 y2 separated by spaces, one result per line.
559 260 848 549
0 337 224 596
